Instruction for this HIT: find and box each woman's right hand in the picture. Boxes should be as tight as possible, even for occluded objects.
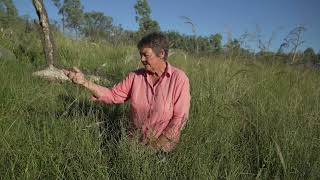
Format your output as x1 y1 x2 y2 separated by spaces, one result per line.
62 67 87 85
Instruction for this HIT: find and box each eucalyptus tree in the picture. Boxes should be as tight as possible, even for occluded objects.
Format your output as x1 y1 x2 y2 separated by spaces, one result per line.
61 0 84 38
209 33 222 53
0 0 17 16
134 0 160 34
82 11 113 41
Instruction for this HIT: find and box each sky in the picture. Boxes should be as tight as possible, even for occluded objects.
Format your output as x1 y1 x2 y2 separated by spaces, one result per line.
13 0 320 52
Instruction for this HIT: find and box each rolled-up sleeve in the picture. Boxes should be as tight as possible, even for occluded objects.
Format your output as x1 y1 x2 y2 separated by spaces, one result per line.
162 74 191 142
92 73 134 104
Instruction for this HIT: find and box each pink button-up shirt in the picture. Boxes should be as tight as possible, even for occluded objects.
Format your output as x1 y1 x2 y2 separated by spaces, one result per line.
92 63 190 150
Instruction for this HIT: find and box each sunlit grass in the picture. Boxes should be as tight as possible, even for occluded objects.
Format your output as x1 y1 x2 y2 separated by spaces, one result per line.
0 36 320 179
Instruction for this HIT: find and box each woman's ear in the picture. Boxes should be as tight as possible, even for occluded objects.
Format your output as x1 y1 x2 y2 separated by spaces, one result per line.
159 49 165 59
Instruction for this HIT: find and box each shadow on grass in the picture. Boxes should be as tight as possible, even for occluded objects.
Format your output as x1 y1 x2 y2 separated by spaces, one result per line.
55 94 130 147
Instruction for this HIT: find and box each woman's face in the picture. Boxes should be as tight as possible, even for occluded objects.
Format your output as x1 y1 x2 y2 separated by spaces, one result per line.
139 46 161 73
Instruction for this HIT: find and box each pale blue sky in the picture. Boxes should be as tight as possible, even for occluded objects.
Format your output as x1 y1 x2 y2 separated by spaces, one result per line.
13 0 320 52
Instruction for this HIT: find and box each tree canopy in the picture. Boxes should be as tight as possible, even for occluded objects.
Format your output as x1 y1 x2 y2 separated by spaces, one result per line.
134 0 160 34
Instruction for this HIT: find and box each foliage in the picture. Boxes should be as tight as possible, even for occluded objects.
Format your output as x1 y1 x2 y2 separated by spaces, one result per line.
303 47 318 64
134 0 160 34
0 0 17 16
282 26 306 63
81 11 113 41
0 0 18 27
61 0 84 37
209 33 223 53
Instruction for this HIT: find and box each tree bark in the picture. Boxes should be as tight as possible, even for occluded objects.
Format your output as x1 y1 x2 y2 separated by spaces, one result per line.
32 0 56 68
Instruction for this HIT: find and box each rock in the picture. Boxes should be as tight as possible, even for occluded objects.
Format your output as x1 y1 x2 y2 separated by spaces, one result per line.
32 66 70 82
0 46 17 61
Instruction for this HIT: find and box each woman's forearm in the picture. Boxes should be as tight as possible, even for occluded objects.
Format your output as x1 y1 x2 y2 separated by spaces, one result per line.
81 80 106 98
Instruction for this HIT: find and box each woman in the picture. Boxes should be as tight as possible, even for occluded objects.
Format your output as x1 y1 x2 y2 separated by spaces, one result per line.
63 32 190 152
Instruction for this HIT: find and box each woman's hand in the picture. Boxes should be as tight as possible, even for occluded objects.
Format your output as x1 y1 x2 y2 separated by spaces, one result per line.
63 67 87 85
63 67 104 98
149 135 172 152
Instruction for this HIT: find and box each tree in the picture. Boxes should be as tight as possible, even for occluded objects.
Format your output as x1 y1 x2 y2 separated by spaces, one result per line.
134 0 160 34
166 31 184 49
180 16 198 53
225 39 240 52
282 26 306 63
82 11 113 41
61 0 84 38
209 33 222 53
0 0 18 26
197 36 210 53
51 0 65 33
32 0 57 68
51 0 61 9
303 47 317 64
0 0 17 16
32 0 71 82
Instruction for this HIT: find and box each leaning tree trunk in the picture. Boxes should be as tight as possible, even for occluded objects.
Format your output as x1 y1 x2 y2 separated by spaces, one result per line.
31 0 108 83
31 0 71 82
32 0 56 68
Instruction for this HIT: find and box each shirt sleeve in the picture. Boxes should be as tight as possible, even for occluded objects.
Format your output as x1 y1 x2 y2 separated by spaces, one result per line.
162 73 191 142
91 72 134 104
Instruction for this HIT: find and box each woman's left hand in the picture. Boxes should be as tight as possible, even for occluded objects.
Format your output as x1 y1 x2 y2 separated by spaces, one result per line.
150 135 171 152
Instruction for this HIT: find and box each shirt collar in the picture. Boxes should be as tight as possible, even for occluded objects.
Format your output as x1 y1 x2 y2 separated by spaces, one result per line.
165 62 172 77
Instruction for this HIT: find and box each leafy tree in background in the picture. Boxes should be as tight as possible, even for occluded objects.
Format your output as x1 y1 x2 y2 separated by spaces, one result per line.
166 31 184 49
51 0 61 11
51 0 66 33
134 0 160 34
303 47 318 64
0 0 17 16
61 0 84 38
282 26 306 63
82 11 113 41
180 16 198 53
209 33 222 53
225 38 240 55
196 36 210 53
0 0 18 27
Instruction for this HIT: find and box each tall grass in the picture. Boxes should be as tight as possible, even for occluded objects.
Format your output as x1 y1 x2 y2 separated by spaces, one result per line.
0 35 320 179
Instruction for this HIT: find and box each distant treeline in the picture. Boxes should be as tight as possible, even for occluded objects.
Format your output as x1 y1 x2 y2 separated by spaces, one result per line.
1 0 319 64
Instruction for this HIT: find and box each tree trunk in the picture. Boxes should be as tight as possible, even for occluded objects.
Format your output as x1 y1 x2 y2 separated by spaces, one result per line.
32 0 56 68
292 47 297 63
291 34 300 63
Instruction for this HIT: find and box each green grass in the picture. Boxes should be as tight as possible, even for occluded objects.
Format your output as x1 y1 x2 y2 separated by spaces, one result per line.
1 36 320 179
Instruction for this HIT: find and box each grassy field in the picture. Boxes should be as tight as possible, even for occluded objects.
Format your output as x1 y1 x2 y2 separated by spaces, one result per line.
1 36 320 179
